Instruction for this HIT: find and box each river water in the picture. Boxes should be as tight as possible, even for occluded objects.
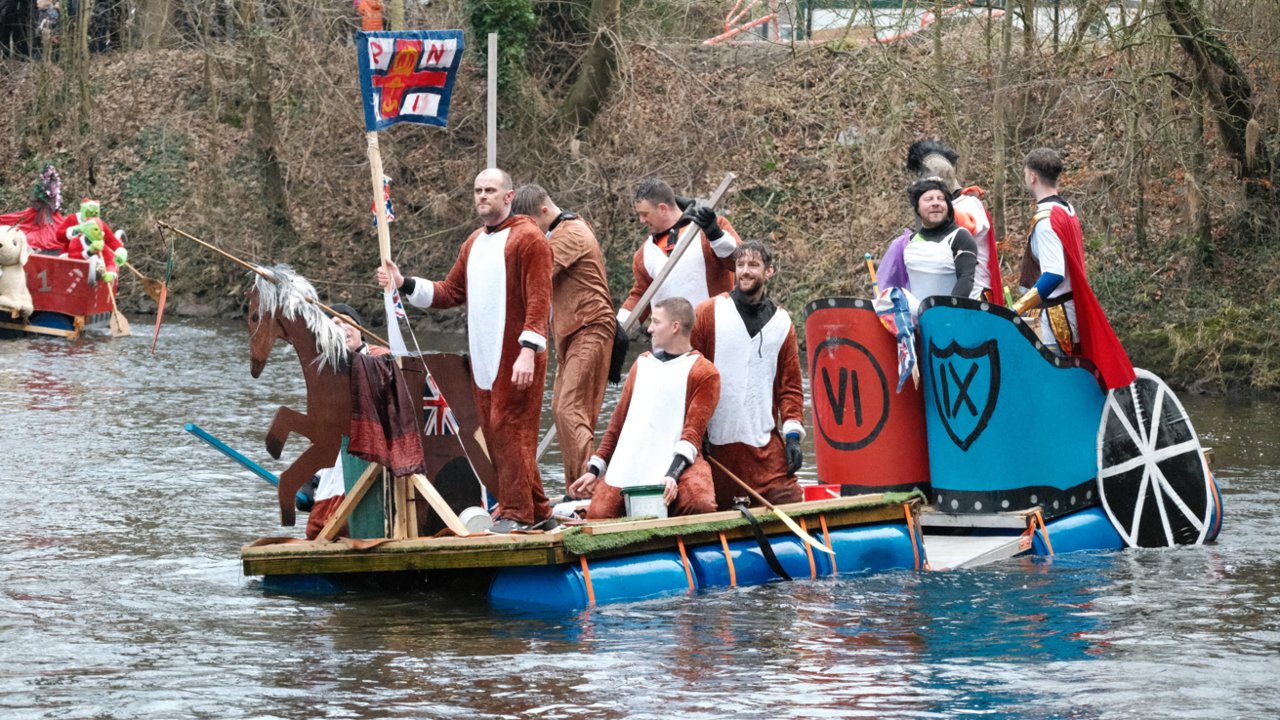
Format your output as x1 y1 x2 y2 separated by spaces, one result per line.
2 318 1278 719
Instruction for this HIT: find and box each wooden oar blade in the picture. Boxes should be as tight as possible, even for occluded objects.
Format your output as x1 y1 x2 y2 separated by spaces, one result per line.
771 508 836 554
151 283 168 354
110 310 131 337
140 275 165 303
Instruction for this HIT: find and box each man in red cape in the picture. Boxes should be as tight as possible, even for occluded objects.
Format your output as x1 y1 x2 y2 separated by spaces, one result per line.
1012 148 1135 390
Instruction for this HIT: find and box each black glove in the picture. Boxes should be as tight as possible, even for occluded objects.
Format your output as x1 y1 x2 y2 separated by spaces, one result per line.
674 195 695 212
785 435 803 475
684 205 724 242
608 319 630 384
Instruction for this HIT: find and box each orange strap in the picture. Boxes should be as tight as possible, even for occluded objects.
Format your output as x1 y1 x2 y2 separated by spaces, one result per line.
904 504 921 571
719 531 736 587
819 514 836 575
676 535 695 592
1033 509 1054 555
579 555 595 606
799 517 817 579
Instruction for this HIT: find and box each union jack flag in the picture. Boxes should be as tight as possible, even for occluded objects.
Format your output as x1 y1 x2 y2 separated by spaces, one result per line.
874 287 919 393
390 287 406 319
357 30 465 132
373 174 395 226
422 372 458 435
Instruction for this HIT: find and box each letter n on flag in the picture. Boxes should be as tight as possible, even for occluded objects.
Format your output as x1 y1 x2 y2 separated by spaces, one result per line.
357 30 465 132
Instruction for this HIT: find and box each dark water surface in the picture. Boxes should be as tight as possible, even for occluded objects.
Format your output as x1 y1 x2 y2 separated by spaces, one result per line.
2 319 1277 719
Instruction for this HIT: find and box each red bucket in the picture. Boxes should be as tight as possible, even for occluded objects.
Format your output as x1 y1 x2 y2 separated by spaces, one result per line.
804 484 842 502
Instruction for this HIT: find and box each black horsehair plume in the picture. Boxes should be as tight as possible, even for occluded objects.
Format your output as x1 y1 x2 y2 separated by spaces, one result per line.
906 139 960 176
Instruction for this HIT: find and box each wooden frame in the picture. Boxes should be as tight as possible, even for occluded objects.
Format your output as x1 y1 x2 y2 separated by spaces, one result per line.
0 319 82 338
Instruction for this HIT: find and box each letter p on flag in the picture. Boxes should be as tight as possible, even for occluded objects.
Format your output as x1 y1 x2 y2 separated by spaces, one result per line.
358 30 465 131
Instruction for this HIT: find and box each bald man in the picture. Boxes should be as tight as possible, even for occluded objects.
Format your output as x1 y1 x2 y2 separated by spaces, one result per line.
380 169 555 532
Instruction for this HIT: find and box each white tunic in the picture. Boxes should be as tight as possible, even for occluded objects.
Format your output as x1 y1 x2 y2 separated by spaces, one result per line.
903 228 963 300
707 296 793 448
605 353 697 489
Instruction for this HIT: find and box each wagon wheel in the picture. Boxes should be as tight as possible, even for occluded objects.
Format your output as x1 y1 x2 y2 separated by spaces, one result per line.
1096 369 1213 548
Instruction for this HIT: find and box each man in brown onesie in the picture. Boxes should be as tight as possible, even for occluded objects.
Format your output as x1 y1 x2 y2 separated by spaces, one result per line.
568 297 719 519
378 168 555 532
691 241 806 509
511 184 616 486
618 179 740 328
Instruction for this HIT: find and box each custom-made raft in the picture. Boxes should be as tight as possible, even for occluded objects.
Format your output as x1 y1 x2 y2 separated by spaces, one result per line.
235 293 1225 609
0 253 115 339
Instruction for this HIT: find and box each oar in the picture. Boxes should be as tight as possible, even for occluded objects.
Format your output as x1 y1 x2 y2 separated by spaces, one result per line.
184 422 310 506
106 281 131 337
707 455 834 555
124 262 165 303
865 253 879 296
157 221 392 348
535 173 738 461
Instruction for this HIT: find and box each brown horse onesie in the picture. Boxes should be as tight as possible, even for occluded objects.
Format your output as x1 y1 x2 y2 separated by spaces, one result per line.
511 184 616 485
619 179 740 327
570 298 719 519
691 241 806 509
388 170 555 531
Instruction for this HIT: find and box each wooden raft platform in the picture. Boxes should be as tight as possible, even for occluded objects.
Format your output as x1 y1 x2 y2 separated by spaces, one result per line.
241 494 918 577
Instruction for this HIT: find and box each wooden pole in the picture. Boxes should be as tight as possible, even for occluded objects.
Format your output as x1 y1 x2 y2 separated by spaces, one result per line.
487 33 497 169
157 221 391 347
707 455 834 555
536 173 736 461
368 132 394 291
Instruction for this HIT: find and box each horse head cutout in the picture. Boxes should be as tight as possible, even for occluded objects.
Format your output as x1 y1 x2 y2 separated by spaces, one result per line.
246 265 353 527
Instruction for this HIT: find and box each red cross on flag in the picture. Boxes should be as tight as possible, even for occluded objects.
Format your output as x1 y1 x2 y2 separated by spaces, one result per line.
357 30 464 131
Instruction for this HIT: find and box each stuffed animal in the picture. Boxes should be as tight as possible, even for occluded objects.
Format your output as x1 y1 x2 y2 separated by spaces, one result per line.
0 225 34 319
54 199 125 279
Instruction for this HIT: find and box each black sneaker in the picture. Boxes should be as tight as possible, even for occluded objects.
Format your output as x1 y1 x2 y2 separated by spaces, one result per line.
531 515 559 531
489 518 529 534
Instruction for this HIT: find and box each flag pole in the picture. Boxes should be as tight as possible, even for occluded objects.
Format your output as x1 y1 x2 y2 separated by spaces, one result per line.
487 32 497 168
369 132 393 290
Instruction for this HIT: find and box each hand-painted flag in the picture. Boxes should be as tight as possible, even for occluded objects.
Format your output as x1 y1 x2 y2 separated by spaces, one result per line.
357 30 464 132
422 372 459 435
874 288 919 393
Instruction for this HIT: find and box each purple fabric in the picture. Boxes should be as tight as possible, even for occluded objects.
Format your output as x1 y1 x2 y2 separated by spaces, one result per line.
876 229 913 291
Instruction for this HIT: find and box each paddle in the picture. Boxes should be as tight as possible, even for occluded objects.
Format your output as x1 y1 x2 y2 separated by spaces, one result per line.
535 173 738 460
124 262 165 303
185 422 311 506
106 281 131 337
707 455 835 555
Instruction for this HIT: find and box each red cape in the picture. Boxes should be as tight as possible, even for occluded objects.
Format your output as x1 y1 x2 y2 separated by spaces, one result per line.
982 203 1004 305
1049 204 1135 389
0 207 67 251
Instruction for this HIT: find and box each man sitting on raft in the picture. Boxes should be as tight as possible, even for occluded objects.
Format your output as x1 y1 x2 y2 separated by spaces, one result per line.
897 178 979 300
568 297 719 519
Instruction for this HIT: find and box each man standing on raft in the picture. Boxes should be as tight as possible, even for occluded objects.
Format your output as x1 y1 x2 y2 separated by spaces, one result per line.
510 184 617 488
619 179 741 329
690 241 806 509
1012 148 1136 389
568 298 719 519
379 169 557 532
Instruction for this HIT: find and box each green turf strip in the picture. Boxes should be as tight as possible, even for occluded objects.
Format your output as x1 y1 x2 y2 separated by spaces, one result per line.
562 491 925 557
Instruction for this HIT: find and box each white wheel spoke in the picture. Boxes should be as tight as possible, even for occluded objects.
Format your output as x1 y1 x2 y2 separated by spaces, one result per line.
1129 467 1151 541
1107 394 1144 453
1147 385 1166 453
1152 463 1206 532
1149 462 1176 546
1098 439 1202 478
1132 384 1150 448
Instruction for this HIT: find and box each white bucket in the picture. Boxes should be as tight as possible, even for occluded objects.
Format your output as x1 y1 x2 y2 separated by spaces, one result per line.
459 506 495 533
622 485 668 519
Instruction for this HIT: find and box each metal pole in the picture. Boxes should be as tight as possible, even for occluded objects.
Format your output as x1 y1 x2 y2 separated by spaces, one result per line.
487 32 497 169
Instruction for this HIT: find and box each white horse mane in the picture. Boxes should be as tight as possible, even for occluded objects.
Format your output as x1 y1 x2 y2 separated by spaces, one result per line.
252 264 347 372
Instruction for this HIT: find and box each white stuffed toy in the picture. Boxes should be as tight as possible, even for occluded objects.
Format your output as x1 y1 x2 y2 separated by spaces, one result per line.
0 225 34 319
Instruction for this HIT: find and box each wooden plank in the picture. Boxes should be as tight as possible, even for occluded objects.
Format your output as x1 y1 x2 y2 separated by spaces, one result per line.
241 531 562 557
0 320 79 338
392 475 408 540
408 474 471 536
572 503 910 563
244 544 565 576
319 463 382 541
582 493 888 536
918 506 1035 530
406 481 418 539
